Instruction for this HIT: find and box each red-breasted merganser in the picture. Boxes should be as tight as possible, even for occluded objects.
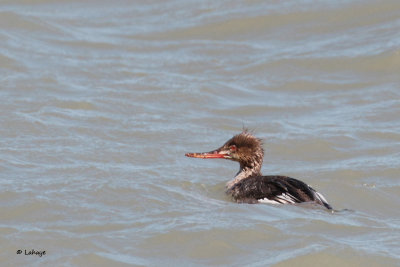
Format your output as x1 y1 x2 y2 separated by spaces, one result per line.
185 131 332 209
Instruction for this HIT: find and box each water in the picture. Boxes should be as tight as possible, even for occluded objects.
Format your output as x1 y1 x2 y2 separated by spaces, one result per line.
1 0 400 266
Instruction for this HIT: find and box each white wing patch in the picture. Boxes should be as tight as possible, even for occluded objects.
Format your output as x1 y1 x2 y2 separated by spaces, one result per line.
258 193 298 205
258 198 280 204
275 193 298 204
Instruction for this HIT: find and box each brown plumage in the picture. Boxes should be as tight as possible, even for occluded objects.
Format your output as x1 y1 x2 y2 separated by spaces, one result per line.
186 131 332 209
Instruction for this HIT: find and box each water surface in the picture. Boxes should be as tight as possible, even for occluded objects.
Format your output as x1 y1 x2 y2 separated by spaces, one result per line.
1 0 400 266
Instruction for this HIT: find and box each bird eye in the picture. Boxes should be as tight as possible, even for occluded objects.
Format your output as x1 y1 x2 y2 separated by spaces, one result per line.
230 145 237 151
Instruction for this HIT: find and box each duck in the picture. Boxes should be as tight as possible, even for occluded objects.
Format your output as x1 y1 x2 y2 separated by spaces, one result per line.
185 131 332 209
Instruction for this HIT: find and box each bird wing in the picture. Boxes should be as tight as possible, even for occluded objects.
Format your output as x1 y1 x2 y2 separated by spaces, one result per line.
230 175 329 206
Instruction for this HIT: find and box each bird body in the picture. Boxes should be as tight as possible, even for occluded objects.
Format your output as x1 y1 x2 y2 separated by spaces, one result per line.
186 131 332 209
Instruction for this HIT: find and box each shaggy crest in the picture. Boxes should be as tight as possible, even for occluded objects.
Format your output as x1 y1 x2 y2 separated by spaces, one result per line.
222 130 264 170
219 130 265 188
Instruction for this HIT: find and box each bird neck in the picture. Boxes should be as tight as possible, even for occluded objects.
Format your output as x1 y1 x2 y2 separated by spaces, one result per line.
226 159 262 189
